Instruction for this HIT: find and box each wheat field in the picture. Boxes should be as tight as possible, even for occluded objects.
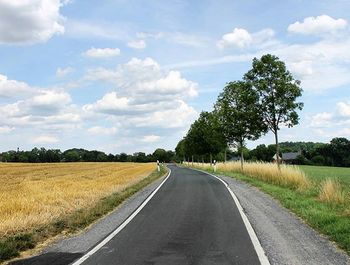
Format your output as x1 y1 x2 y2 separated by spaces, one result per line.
0 162 156 237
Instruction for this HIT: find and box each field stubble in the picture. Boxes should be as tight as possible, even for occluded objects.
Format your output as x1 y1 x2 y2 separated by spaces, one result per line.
0 162 156 237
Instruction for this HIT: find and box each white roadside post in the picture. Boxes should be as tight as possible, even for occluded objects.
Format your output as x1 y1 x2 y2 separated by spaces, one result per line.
213 159 217 173
157 160 160 172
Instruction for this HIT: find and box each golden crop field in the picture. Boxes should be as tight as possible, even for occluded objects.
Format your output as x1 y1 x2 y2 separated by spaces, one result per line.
0 162 156 237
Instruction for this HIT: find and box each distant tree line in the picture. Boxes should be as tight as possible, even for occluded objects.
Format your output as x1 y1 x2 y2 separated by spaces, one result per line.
247 138 350 167
0 148 175 163
176 54 304 169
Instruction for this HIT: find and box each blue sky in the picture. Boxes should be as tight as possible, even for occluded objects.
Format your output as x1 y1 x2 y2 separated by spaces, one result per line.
1 0 350 154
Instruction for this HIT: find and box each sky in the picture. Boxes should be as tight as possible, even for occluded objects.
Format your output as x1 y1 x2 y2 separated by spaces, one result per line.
0 0 350 154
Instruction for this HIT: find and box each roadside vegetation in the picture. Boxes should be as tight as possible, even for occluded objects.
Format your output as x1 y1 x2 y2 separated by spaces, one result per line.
187 161 350 254
176 53 349 255
0 163 167 262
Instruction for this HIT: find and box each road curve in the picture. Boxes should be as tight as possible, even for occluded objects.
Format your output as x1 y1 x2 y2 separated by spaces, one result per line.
74 165 262 265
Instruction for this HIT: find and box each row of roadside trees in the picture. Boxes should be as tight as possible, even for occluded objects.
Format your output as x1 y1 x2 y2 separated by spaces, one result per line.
176 54 304 169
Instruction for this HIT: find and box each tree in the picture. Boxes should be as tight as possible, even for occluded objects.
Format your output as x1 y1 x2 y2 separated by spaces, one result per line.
63 150 80 162
244 54 303 169
175 139 186 162
153 148 168 162
185 111 227 164
215 81 267 169
329 137 350 167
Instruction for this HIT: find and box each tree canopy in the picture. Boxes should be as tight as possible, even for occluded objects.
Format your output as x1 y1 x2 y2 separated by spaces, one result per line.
244 54 303 167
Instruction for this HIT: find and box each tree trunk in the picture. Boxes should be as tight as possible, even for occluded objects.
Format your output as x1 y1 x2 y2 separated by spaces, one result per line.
274 131 281 170
240 142 244 171
202 156 204 165
192 155 194 166
210 153 212 166
224 149 227 164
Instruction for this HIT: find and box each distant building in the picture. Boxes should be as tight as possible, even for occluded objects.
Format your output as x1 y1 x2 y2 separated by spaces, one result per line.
228 156 240 161
272 151 302 164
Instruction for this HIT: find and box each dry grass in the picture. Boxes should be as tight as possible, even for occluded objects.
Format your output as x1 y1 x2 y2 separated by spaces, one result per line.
319 178 345 204
190 161 310 190
0 162 155 237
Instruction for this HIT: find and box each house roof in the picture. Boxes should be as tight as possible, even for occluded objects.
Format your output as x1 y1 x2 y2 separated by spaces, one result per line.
282 152 300 160
272 154 281 160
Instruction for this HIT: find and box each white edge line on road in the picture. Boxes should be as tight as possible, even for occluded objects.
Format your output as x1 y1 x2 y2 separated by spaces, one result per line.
71 168 172 265
189 167 270 265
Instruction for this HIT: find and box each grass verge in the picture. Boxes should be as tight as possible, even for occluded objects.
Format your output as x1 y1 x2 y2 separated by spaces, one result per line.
187 163 350 255
0 166 167 263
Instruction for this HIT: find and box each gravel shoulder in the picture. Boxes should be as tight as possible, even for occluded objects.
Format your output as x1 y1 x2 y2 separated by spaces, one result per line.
219 174 350 265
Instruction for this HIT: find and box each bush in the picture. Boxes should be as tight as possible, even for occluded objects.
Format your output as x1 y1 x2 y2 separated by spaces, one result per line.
312 155 325 165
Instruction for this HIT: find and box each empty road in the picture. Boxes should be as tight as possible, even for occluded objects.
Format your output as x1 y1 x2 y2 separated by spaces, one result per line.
73 165 265 265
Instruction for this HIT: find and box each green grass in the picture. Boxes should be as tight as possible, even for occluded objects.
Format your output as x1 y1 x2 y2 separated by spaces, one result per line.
195 165 350 256
0 166 168 263
299 165 350 190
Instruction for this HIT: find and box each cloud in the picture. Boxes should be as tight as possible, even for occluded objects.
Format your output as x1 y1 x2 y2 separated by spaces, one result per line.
136 31 209 47
83 57 199 131
56 67 75 78
310 101 350 132
217 28 252 49
83 47 121 58
0 75 80 132
0 0 67 44
87 126 117 135
0 126 14 134
64 19 129 40
28 90 71 113
288 15 347 35
310 112 333 128
217 28 275 49
337 101 350 117
127 40 146 49
85 57 198 101
141 135 160 143
83 92 131 115
0 74 34 98
32 135 59 144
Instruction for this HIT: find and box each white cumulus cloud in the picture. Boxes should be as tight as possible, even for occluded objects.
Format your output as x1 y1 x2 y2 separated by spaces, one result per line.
83 57 199 131
310 112 333 128
0 74 34 98
217 28 252 49
0 0 67 44
32 135 59 144
337 101 350 117
127 40 146 49
288 15 347 35
141 135 160 143
87 126 117 135
83 47 121 58
217 28 275 49
56 67 75 78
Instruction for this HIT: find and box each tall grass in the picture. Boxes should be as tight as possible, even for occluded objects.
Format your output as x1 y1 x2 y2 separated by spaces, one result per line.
0 162 156 237
191 161 310 190
319 179 345 204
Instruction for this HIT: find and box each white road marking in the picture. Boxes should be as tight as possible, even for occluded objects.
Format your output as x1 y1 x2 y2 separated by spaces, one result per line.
71 169 172 265
189 167 271 265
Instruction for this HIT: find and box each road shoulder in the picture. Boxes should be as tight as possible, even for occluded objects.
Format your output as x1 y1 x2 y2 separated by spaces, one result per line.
220 174 350 265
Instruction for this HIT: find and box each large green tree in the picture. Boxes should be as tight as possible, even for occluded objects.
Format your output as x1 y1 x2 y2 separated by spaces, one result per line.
244 54 303 168
215 81 267 169
185 111 227 164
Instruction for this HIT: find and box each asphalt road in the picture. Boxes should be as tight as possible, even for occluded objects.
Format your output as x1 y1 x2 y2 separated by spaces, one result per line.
75 165 262 265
